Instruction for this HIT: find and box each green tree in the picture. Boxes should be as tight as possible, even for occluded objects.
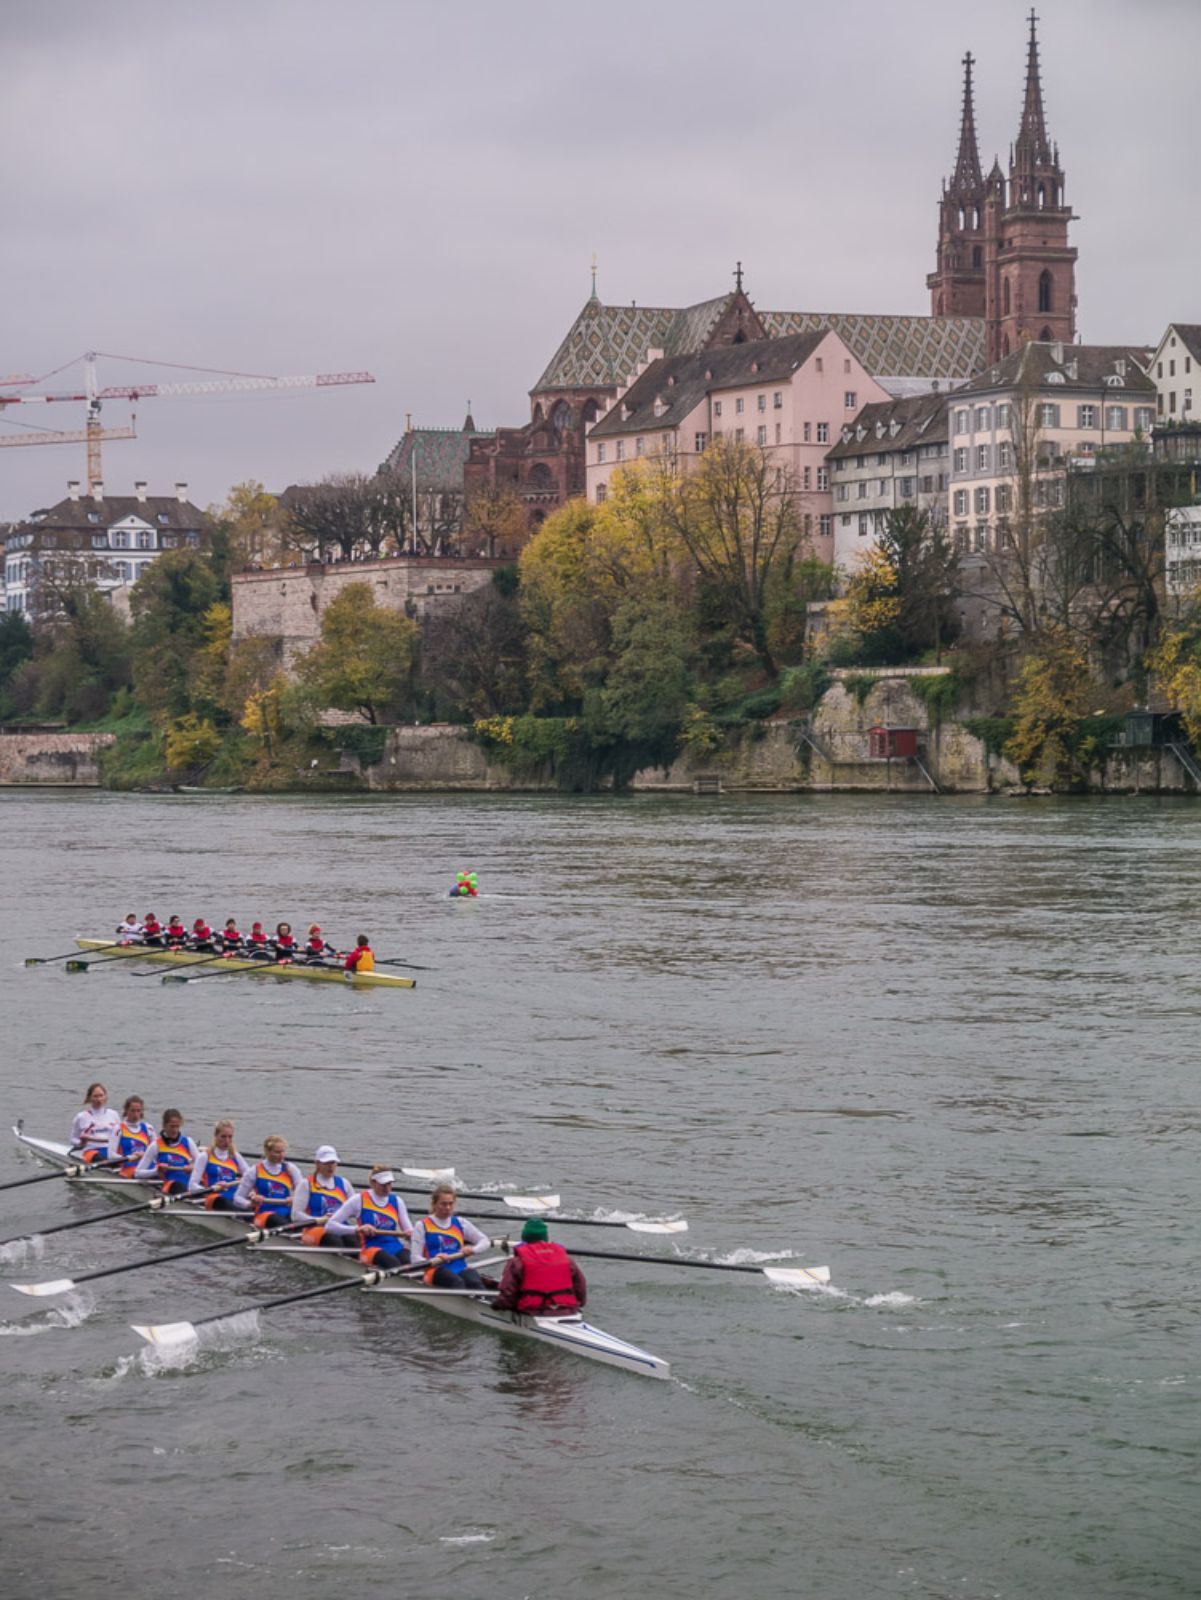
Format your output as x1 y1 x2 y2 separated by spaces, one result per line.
0 612 34 709
293 582 419 723
29 580 132 723
1005 628 1092 787
164 712 223 771
844 507 959 663
597 593 694 745
130 548 224 722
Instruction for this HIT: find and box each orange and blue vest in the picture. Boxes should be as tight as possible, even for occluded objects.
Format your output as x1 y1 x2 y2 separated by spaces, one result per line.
115 1120 153 1162
360 1191 405 1236
421 1214 468 1275
152 1135 193 1184
251 1162 295 1218
202 1148 242 1189
306 1172 351 1218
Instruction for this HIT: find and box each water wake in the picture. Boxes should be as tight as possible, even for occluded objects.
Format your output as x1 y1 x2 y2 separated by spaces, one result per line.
0 1235 45 1268
0 1290 92 1336
110 1310 264 1378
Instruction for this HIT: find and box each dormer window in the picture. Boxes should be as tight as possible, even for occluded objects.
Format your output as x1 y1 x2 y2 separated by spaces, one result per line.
666 374 676 388
751 361 760 374
875 422 885 438
87 511 100 524
1046 371 1065 385
621 403 633 420
653 397 666 418
157 513 169 525
889 420 901 436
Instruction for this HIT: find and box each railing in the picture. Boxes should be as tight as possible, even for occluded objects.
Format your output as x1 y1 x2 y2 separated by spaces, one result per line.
1165 742 1201 789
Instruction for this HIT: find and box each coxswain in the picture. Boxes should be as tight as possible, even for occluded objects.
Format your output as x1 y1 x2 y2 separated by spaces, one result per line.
141 912 164 946
188 1118 248 1209
492 1217 587 1317
271 922 297 963
246 921 271 960
189 917 217 953
324 1165 411 1267
219 918 243 955
163 915 188 949
133 1108 198 1194
302 925 335 964
232 1134 302 1228
409 1182 492 1290
115 913 142 943
343 934 374 975
69 1082 121 1163
109 1095 155 1178
292 1145 354 1246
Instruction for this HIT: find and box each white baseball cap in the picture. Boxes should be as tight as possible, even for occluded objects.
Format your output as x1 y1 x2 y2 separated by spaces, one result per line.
314 1145 340 1163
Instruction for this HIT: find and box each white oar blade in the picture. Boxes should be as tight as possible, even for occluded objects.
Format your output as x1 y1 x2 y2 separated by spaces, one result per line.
401 1166 455 1181
131 1320 198 1346
763 1265 831 1287
625 1219 688 1235
11 1278 75 1297
501 1194 560 1212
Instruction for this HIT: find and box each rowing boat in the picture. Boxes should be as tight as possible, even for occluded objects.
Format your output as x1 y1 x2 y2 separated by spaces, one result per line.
72 939 416 990
9 1129 671 1380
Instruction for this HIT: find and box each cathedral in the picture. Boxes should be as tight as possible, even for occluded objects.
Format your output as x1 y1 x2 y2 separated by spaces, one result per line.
462 13 1077 537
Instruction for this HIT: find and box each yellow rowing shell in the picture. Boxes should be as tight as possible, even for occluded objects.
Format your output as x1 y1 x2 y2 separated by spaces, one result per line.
74 938 416 989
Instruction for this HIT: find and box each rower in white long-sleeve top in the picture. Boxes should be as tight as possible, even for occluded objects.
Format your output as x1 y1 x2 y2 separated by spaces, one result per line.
69 1082 121 1162
188 1119 248 1209
232 1134 303 1228
323 1165 412 1267
133 1108 199 1194
292 1145 354 1245
409 1182 493 1290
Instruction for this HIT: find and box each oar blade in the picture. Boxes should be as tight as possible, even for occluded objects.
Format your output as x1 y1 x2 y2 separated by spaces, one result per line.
11 1278 75 1297
131 1320 198 1347
400 1166 455 1181
763 1265 830 1287
23 958 43 967
64 960 89 973
501 1194 561 1212
625 1219 689 1235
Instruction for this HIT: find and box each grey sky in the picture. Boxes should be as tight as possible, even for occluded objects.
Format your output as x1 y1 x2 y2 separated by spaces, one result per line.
1 0 1190 520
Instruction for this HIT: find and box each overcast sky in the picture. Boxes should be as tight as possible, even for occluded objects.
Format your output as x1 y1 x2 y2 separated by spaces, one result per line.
1 0 1191 519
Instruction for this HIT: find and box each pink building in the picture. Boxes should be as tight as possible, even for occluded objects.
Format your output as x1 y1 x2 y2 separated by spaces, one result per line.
584 330 890 564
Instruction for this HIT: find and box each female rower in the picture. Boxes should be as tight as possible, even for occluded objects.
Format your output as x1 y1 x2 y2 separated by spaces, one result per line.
115 913 142 943
344 935 374 975
324 1165 411 1267
219 918 243 954
409 1182 492 1290
302 925 335 964
233 1135 303 1228
133 1108 198 1193
292 1145 354 1244
163 915 187 949
69 1083 121 1162
141 913 164 946
271 922 297 963
190 917 217 952
245 921 271 960
109 1095 155 1178
189 1119 248 1209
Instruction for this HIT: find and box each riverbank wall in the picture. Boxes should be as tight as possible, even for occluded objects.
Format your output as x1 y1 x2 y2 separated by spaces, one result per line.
0 730 115 786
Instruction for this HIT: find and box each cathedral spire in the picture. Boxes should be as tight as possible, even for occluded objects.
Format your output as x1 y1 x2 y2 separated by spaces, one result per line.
948 51 983 196
1014 10 1051 167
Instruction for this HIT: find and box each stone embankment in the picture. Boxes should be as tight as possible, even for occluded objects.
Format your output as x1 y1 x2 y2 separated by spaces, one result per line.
0 729 115 785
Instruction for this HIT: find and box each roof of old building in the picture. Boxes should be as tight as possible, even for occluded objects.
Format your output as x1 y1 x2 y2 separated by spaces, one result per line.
535 291 985 392
826 391 949 460
588 332 828 440
380 423 492 491
18 494 206 532
955 342 1154 398
1164 324 1201 367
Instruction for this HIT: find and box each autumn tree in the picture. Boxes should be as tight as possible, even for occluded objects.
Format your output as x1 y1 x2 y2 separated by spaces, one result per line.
1148 610 1201 749
421 580 528 717
293 582 419 723
462 487 528 558
208 481 286 571
1004 627 1092 787
283 473 409 562
843 507 959 663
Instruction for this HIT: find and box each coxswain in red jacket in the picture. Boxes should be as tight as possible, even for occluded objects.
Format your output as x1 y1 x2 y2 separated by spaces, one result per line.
220 918 242 954
190 918 216 951
344 935 374 974
492 1218 586 1316
303 925 334 963
163 916 187 948
272 922 297 961
142 913 164 945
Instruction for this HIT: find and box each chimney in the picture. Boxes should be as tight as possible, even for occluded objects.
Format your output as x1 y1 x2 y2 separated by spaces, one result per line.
134 480 148 502
174 481 188 503
1051 341 1064 365
67 480 81 501
91 481 104 502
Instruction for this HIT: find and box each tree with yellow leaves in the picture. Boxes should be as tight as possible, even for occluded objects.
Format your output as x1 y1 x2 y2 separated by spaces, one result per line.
1004 627 1092 787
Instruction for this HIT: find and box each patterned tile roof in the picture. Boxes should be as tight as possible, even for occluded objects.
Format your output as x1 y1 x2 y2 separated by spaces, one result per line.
381 425 491 492
535 293 985 392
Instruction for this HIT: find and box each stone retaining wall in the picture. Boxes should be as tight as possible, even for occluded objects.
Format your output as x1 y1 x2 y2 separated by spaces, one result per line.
0 731 115 786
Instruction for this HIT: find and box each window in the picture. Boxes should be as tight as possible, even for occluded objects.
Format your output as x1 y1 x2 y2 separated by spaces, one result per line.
858 514 869 536
1170 391 1178 413
1186 390 1194 412
87 511 100 524
953 489 969 516
137 531 153 549
803 421 811 442
1102 405 1126 431
1134 407 1154 430
1158 362 1164 379
954 409 969 434
803 466 812 489
899 451 914 467
714 401 723 418
877 479 888 497
954 526 968 552
773 392 782 409
816 422 828 443
735 428 744 442
735 398 744 415
596 443 605 464
756 425 767 446
156 513 169 526
920 476 934 494
975 487 990 514
757 394 766 412
818 515 832 537
91 533 106 549
1037 441 1059 467
816 467 829 491
996 403 1011 429
876 452 887 466
635 436 645 457
615 440 625 462
995 484 1012 513
843 359 851 374
815 358 823 373
974 406 991 430
857 481 867 500
841 514 851 527
998 441 1013 470
836 484 849 502
112 530 128 548
774 423 781 444
1077 405 1097 429
953 447 968 472
855 455 865 468
595 483 607 504
662 433 672 452
694 432 707 453
1039 403 1060 427
1038 271 1053 313
113 561 131 582
899 477 915 500
974 524 988 552
845 391 857 410
1170 359 1176 377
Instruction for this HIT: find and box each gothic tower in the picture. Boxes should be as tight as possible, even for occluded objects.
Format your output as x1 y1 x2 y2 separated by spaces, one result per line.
927 52 987 318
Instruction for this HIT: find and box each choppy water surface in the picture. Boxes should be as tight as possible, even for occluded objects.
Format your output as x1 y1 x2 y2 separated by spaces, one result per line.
0 790 1196 1600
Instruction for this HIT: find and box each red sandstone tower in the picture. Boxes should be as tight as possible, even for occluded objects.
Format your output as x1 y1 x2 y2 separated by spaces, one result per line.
930 13 1077 363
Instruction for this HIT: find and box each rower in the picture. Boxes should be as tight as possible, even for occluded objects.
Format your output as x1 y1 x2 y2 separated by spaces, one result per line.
219 918 243 955
232 1135 302 1228
409 1182 492 1290
492 1217 587 1317
109 1095 155 1178
189 1119 248 1209
245 921 271 960
302 925 335 964
141 912 164 946
292 1145 354 1246
133 1108 199 1194
115 913 142 943
69 1082 121 1163
324 1165 411 1267
271 922 297 963
343 934 374 975
189 917 217 953
163 915 188 949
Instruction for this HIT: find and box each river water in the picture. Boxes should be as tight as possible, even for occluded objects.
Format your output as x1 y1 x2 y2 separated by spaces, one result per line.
0 790 1196 1600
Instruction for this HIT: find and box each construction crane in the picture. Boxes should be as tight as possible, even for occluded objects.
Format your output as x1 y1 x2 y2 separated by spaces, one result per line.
0 351 375 485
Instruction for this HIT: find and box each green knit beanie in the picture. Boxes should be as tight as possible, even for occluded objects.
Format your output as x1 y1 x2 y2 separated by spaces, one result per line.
521 1217 549 1242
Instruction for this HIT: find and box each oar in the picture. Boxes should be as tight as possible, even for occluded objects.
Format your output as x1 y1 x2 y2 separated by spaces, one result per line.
335 1164 560 1211
467 1209 688 1235
11 1222 309 1297
161 955 296 985
64 949 152 973
376 958 437 972
25 940 125 968
0 1186 223 1250
547 1243 831 1287
0 1157 125 1194
129 1248 473 1347
132 950 230 977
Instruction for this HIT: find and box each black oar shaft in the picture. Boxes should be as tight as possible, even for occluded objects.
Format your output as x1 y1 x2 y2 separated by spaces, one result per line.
26 941 123 966
336 1167 531 1205
67 1224 302 1287
0 1187 218 1249
562 1245 766 1275
0 1160 121 1194
194 1269 379 1328
469 1210 646 1231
